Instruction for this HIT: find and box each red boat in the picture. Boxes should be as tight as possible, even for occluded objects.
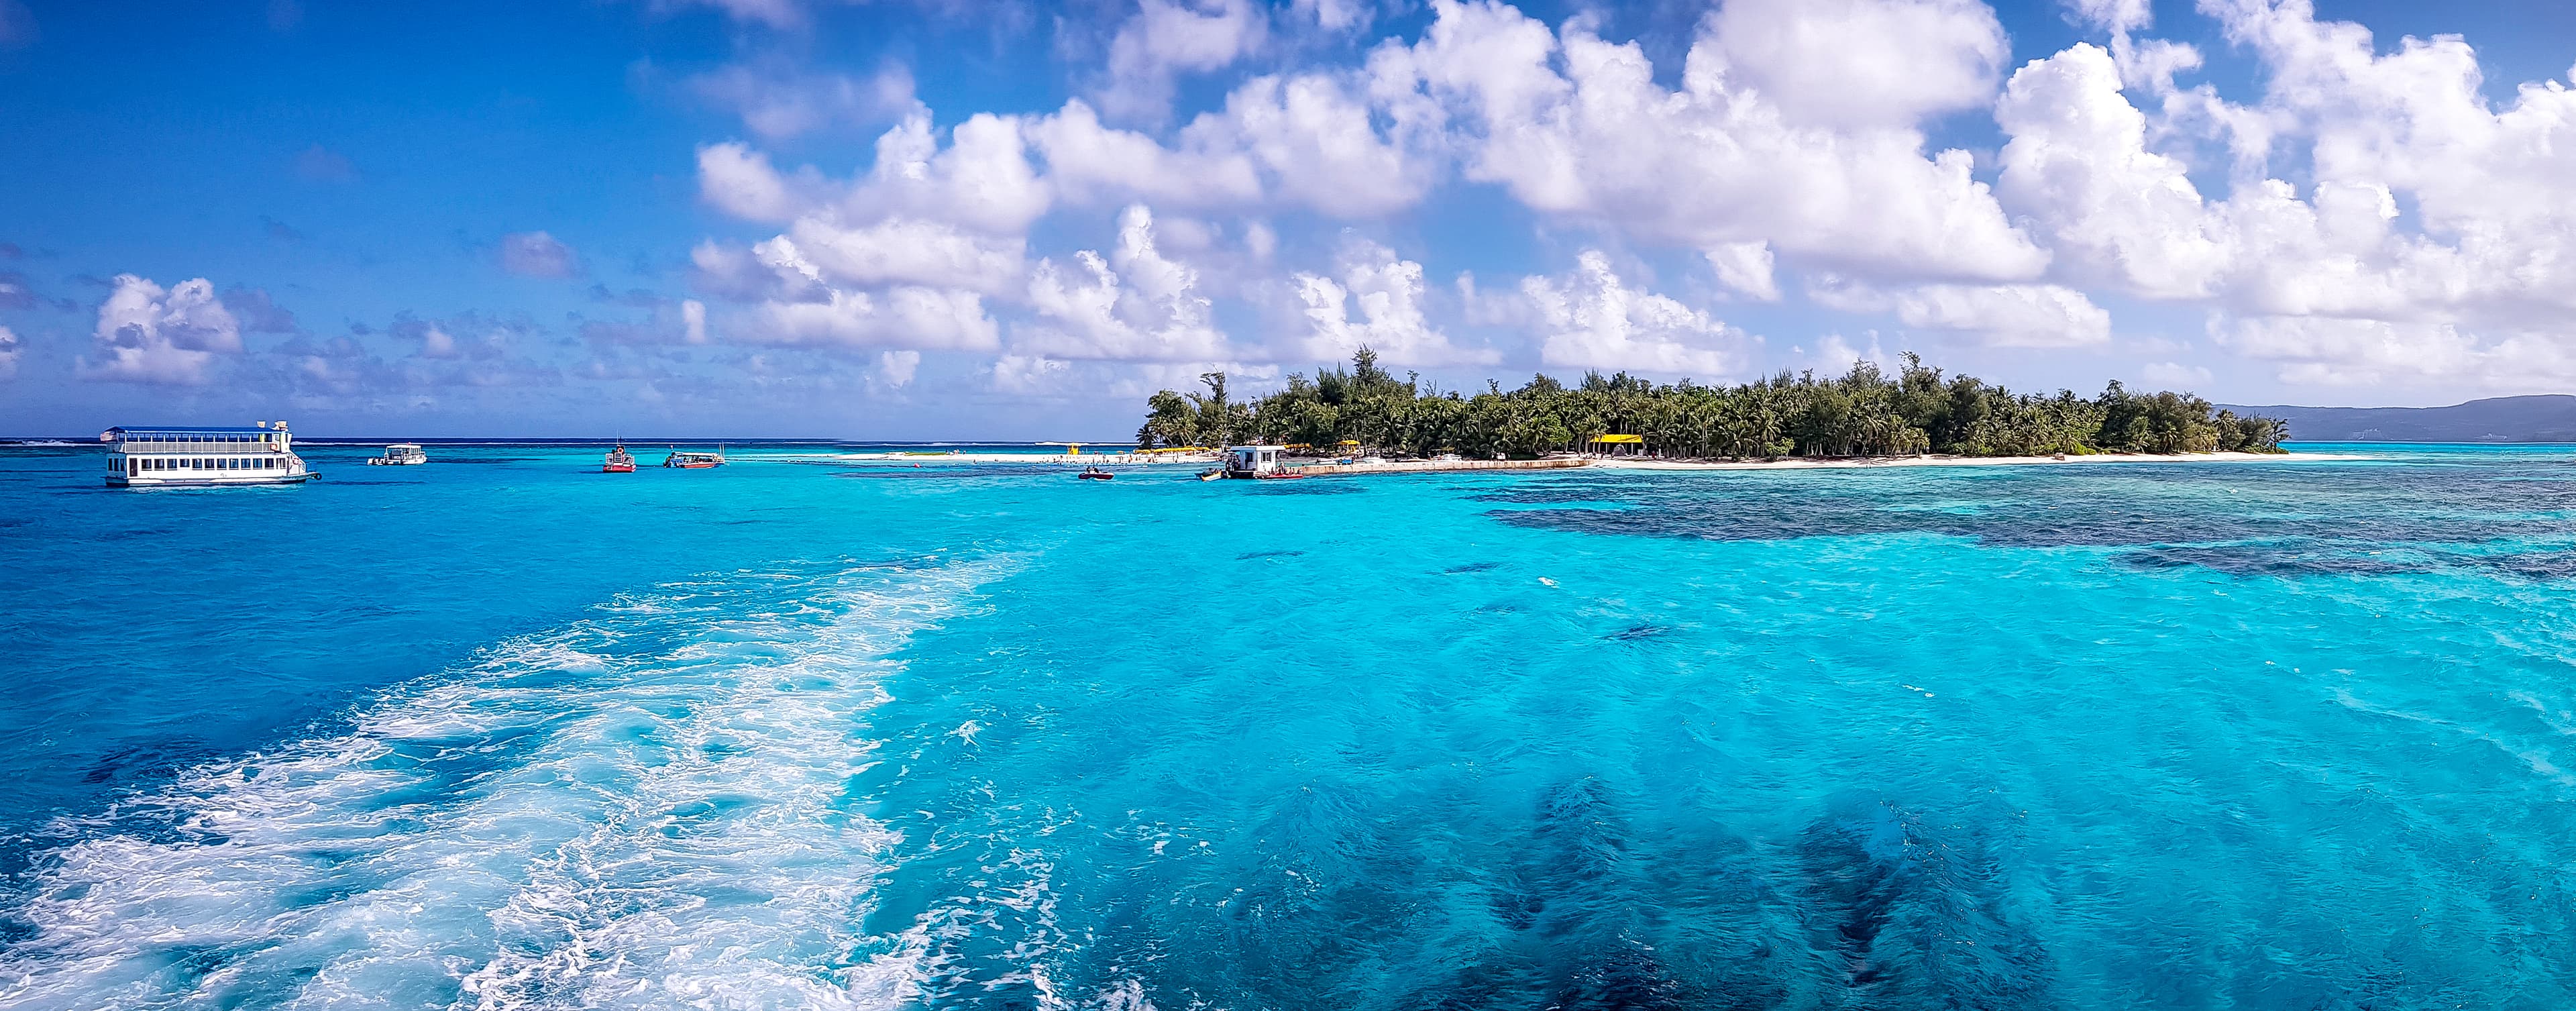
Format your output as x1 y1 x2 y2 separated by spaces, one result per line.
602 445 636 473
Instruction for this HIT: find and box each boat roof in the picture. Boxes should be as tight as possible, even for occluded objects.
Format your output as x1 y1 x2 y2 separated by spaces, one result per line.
106 425 277 434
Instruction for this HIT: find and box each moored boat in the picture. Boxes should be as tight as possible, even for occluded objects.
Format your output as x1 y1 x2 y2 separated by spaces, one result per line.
99 421 317 488
366 443 428 466
1077 466 1114 480
603 445 637 473
663 446 725 468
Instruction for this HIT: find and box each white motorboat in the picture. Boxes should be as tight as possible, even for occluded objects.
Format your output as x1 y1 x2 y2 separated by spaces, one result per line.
366 443 428 466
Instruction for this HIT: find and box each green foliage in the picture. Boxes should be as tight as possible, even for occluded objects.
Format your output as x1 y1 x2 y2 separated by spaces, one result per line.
1136 348 2288 458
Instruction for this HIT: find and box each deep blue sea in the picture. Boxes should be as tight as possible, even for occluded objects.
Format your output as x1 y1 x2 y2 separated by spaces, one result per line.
4 441 2575 1009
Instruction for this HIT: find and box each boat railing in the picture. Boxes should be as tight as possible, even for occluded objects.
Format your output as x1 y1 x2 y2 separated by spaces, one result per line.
113 443 290 454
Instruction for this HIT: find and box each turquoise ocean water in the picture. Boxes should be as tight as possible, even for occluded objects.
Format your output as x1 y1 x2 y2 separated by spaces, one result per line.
3 441 2574 1008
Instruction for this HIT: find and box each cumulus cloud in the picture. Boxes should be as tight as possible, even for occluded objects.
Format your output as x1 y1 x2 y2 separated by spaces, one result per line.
83 275 244 384
631 0 2576 398
877 349 920 387
1515 251 1752 378
1383 0 2045 281
697 142 807 223
1988 4 2576 390
1029 99 1265 210
1020 205 1228 361
1708 0 2007 130
990 353 1070 394
2210 313 2576 390
1704 242 1781 302
1099 0 1267 121
1198 72 1438 217
1893 284 2112 347
1291 0 1368 32
686 62 916 140
753 284 999 352
498 231 582 278
0 325 19 379
2141 360 2212 388
784 217 1025 295
1291 240 1494 366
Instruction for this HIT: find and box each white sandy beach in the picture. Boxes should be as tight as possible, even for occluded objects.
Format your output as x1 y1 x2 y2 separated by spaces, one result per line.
761 449 2361 471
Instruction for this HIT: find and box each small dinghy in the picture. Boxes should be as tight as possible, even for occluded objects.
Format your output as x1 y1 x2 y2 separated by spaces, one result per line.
1078 466 1114 481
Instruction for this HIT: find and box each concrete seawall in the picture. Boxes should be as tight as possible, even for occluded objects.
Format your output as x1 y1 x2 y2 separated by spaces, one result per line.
1290 458 1592 476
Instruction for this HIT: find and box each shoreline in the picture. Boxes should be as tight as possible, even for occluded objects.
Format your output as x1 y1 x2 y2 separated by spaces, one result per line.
1588 450 2363 471
780 449 2364 472
782 450 1212 466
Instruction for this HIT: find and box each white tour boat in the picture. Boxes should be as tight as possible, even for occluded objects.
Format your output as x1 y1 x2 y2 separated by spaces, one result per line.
100 421 317 488
367 443 428 466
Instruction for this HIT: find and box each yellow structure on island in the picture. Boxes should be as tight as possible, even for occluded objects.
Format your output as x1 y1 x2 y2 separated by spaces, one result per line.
1587 433 1646 456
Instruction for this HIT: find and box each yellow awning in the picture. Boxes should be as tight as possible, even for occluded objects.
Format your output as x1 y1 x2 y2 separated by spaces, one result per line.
1589 434 1645 444
1337 439 1360 445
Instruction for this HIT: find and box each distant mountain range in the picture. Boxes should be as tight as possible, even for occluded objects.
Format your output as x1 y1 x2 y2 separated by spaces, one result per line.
2220 394 2576 443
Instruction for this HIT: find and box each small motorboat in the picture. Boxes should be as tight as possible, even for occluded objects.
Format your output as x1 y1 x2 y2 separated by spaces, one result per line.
1077 466 1114 481
1198 468 1225 482
663 446 726 468
603 445 637 473
1255 470 1306 480
366 443 427 466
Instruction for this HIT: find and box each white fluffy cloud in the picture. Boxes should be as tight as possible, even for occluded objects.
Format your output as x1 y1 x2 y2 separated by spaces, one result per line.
1099 0 1267 121
0 325 19 379
1020 205 1228 361
685 62 916 140
876 349 920 388
786 217 1025 295
1516 252 1751 378
1708 0 2007 129
644 0 2576 399
1028 99 1265 211
1385 0 2046 281
1199 72 1438 218
990 353 1070 394
1990 3 2576 388
1894 284 2111 348
697 142 805 223
1291 240 1494 367
726 237 1000 351
84 275 244 385
1704 242 1781 302
753 286 1000 351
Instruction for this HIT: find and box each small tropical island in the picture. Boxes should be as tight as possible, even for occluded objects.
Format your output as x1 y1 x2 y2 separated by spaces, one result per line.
1136 350 2289 464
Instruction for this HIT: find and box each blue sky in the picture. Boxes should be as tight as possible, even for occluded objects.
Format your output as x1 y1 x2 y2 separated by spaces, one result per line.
4 0 2576 437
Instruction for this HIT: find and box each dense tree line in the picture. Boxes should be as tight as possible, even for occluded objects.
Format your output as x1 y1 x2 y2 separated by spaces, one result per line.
1136 350 2287 459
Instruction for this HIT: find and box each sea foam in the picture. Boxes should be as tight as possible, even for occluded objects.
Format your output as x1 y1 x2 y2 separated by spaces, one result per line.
0 556 1004 1010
